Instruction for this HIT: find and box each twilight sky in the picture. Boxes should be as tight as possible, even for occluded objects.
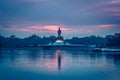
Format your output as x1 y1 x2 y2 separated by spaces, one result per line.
0 0 120 38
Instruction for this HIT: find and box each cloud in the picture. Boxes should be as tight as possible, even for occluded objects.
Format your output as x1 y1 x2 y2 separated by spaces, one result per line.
97 24 119 28
68 24 120 36
0 25 69 33
0 0 120 25
0 0 120 38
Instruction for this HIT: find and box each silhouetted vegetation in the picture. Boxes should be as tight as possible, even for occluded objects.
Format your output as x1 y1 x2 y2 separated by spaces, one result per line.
0 33 120 48
65 35 106 45
0 34 56 48
106 33 120 47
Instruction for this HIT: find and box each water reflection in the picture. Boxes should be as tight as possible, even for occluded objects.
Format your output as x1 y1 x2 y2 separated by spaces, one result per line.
56 50 62 71
0 49 120 80
105 53 120 69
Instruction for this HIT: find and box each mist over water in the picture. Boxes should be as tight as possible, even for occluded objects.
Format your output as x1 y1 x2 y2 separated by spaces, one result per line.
0 48 120 80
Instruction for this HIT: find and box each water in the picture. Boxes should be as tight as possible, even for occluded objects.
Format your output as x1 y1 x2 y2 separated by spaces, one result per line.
0 48 120 80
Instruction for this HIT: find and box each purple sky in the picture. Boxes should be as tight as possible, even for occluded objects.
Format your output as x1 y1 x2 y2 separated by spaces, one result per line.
0 0 120 38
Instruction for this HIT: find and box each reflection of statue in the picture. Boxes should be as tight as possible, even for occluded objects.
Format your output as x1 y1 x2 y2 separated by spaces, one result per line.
56 50 62 71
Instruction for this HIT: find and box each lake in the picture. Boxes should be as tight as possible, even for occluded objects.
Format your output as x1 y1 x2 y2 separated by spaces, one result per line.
0 48 120 80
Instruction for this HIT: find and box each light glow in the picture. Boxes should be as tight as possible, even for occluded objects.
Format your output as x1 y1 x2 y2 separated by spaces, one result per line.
56 40 63 43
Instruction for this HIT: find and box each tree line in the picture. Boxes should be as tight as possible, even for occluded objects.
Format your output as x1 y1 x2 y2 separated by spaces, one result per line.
0 33 120 48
